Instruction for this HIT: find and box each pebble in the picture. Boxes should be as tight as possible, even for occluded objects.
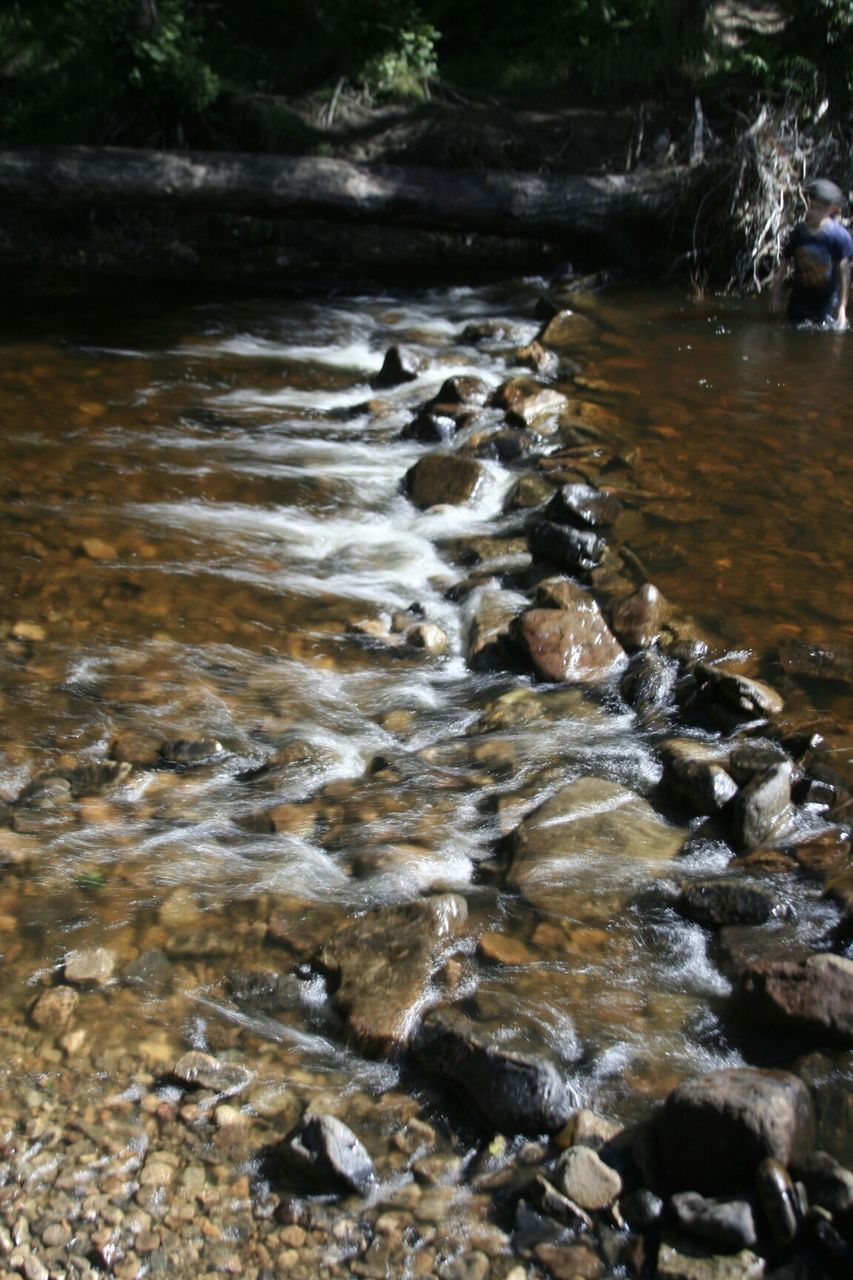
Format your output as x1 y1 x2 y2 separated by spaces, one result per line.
64 947 117 986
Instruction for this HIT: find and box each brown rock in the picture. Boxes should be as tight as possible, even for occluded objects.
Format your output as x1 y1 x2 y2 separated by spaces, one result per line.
609 583 669 650
405 453 484 509
533 1243 603 1280
477 931 535 966
31 985 80 1030
465 587 528 672
735 953 853 1045
510 594 626 684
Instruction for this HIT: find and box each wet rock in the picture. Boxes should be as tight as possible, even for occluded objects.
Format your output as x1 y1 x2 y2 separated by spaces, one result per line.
532 1241 604 1280
159 737 224 767
694 665 784 726
405 452 484 509
669 1192 757 1251
544 482 622 530
621 649 678 721
811 1216 853 1275
505 388 568 429
529 1173 594 1229
30 985 80 1030
716 923 808 979
505 472 556 512
369 344 424 388
226 969 304 1013
794 1150 853 1216
621 1188 665 1231
513 340 560 377
171 1050 252 1095
109 730 163 767
461 319 529 346
429 375 492 407
556 1145 622 1209
319 894 468 1056
755 1157 802 1247
732 762 794 852
404 621 449 655
64 947 116 986
510 598 626 684
734 954 853 1045
536 309 597 349
609 583 669 651
401 407 459 443
413 1006 575 1134
123 949 171 991
677 879 784 929
509 775 686 913
660 1068 816 1194
527 518 604 575
15 773 73 811
655 1240 765 1280
727 741 790 787
774 638 852 687
465 586 529 672
659 738 738 817
270 1112 375 1195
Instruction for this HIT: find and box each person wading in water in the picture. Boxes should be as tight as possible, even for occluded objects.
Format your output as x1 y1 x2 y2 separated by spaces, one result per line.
770 178 853 328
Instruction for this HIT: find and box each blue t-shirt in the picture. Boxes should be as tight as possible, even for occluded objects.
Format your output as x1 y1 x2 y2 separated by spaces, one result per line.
784 219 853 322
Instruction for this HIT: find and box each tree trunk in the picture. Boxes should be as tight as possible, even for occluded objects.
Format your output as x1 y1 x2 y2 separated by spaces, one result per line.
0 145 692 243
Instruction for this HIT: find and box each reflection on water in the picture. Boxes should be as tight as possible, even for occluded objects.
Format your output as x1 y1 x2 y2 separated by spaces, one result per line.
0 280 850 1147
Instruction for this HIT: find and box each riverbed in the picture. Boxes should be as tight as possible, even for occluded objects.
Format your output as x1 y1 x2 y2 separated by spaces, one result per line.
0 276 851 1279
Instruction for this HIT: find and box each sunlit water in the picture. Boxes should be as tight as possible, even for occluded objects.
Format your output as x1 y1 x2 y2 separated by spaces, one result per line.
0 279 850 1176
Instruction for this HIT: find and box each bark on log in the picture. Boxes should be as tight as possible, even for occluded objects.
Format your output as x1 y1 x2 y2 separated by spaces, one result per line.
0 146 689 242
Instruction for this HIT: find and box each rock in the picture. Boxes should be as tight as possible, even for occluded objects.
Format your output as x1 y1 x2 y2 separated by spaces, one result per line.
510 600 626 684
405 452 484 509
465 586 529 672
621 1188 665 1231
536 309 597 349
532 1242 604 1280
774 637 852 687
513 341 560 377
609 583 669 650
30 985 79 1029
508 775 686 913
545 482 622 529
694 665 784 725
81 537 119 560
413 1006 575 1134
369 344 424 388
404 622 449 655
319 895 468 1056
655 1240 765 1280
160 737 224 766
172 1050 252 1095
659 1068 816 1194
659 738 738 817
621 649 678 721
527 518 604 574
226 969 303 1013
669 1191 757 1251
461 319 529 346
734 954 853 1045
732 762 794 852
271 1112 375 1195
477 931 535 965
794 1150 853 1215
529 1174 594 1229
727 741 790 787
64 947 116 986
123 949 171 990
109 730 163 766
755 1157 801 1247
505 387 568 429
677 879 784 929
557 1145 622 1209
505 473 556 511
428 375 492 407
401 407 459 443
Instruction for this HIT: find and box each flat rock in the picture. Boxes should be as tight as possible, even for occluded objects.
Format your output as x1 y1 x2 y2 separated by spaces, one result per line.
660 1068 815 1194
694 665 784 723
734 953 853 1045
669 1191 757 1251
405 452 484 509
172 1050 252 1095
270 1112 375 1195
319 894 468 1056
655 1239 765 1280
413 1006 575 1134
508 775 686 912
510 597 626 684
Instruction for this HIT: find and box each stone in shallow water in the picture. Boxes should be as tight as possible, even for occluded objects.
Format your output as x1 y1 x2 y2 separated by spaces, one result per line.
64 947 116 986
508 775 686 912
270 1112 375 1195
527 518 604 575
319 894 468 1057
734 953 853 1045
659 738 738 817
655 1240 765 1280
556 1145 622 1210
405 452 483 509
669 1191 757 1251
545 481 622 530
677 878 784 929
159 737 224 766
510 596 626 685
30 985 79 1029
172 1050 251 1095
608 582 668 650
732 762 794 852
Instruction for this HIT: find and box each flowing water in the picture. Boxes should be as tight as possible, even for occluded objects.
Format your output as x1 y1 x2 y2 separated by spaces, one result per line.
0 278 851 1254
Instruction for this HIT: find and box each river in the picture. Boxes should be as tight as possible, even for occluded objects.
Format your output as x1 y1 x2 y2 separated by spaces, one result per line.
0 276 850 1276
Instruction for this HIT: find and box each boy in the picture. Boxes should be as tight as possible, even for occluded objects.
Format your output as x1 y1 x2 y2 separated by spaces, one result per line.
770 177 853 327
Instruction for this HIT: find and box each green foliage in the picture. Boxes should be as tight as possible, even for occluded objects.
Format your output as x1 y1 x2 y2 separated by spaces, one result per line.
361 24 440 100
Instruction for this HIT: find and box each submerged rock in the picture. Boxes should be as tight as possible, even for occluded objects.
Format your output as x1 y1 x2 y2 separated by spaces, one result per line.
270 1112 375 1195
160 737 224 766
620 648 678 721
677 879 784 929
413 1006 575 1134
659 1068 815 1194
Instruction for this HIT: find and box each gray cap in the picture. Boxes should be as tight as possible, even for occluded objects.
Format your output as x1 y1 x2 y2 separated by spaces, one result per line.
807 178 845 208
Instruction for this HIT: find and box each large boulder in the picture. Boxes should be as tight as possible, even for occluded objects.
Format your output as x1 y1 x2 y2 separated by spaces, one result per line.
659 1068 816 1194
510 593 626 684
734 953 853 1045
319 894 468 1056
413 1007 575 1134
508 775 686 912
405 452 484 509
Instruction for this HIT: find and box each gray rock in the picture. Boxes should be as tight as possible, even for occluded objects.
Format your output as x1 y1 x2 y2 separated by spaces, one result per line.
272 1112 375 1195
527 518 604 575
64 947 116 987
677 879 784 929
413 1006 575 1134
732 762 794 852
557 1145 622 1209
734 953 853 1045
660 1068 816 1194
727 741 790 787
621 649 678 721
529 1173 594 1229
226 969 303 1012
123 949 171 991
172 1050 252 1095
510 598 626 684
669 1191 757 1251
160 737 224 766
794 1150 853 1215
405 452 484 509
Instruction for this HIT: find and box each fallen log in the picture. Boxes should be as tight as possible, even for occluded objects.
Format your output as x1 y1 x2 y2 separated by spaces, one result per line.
0 146 691 243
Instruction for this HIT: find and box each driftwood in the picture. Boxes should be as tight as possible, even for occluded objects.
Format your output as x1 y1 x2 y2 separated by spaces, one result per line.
0 146 691 243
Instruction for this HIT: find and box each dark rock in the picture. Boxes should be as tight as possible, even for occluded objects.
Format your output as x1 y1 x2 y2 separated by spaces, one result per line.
160 737 224 766
400 408 459 443
810 1216 853 1277
461 319 528 346
659 1068 816 1194
510 599 626 684
716 923 809 980
319 895 468 1056
608 583 668 650
544 482 622 529
621 649 678 720
732 762 794 852
413 1006 575 1135
694 664 785 724
659 738 738 817
427 375 492 407
794 1151 853 1216
756 1156 802 1247
728 740 790 787
465 586 529 673
369 344 424 389
271 1112 375 1195
529 1173 594 1229
66 760 133 798
226 969 304 1012
504 473 556 512
775 638 852 688
677 879 784 929
620 1187 665 1231
734 954 853 1046
527 519 604 574
669 1191 757 1251
404 452 484 509
123 949 171 991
